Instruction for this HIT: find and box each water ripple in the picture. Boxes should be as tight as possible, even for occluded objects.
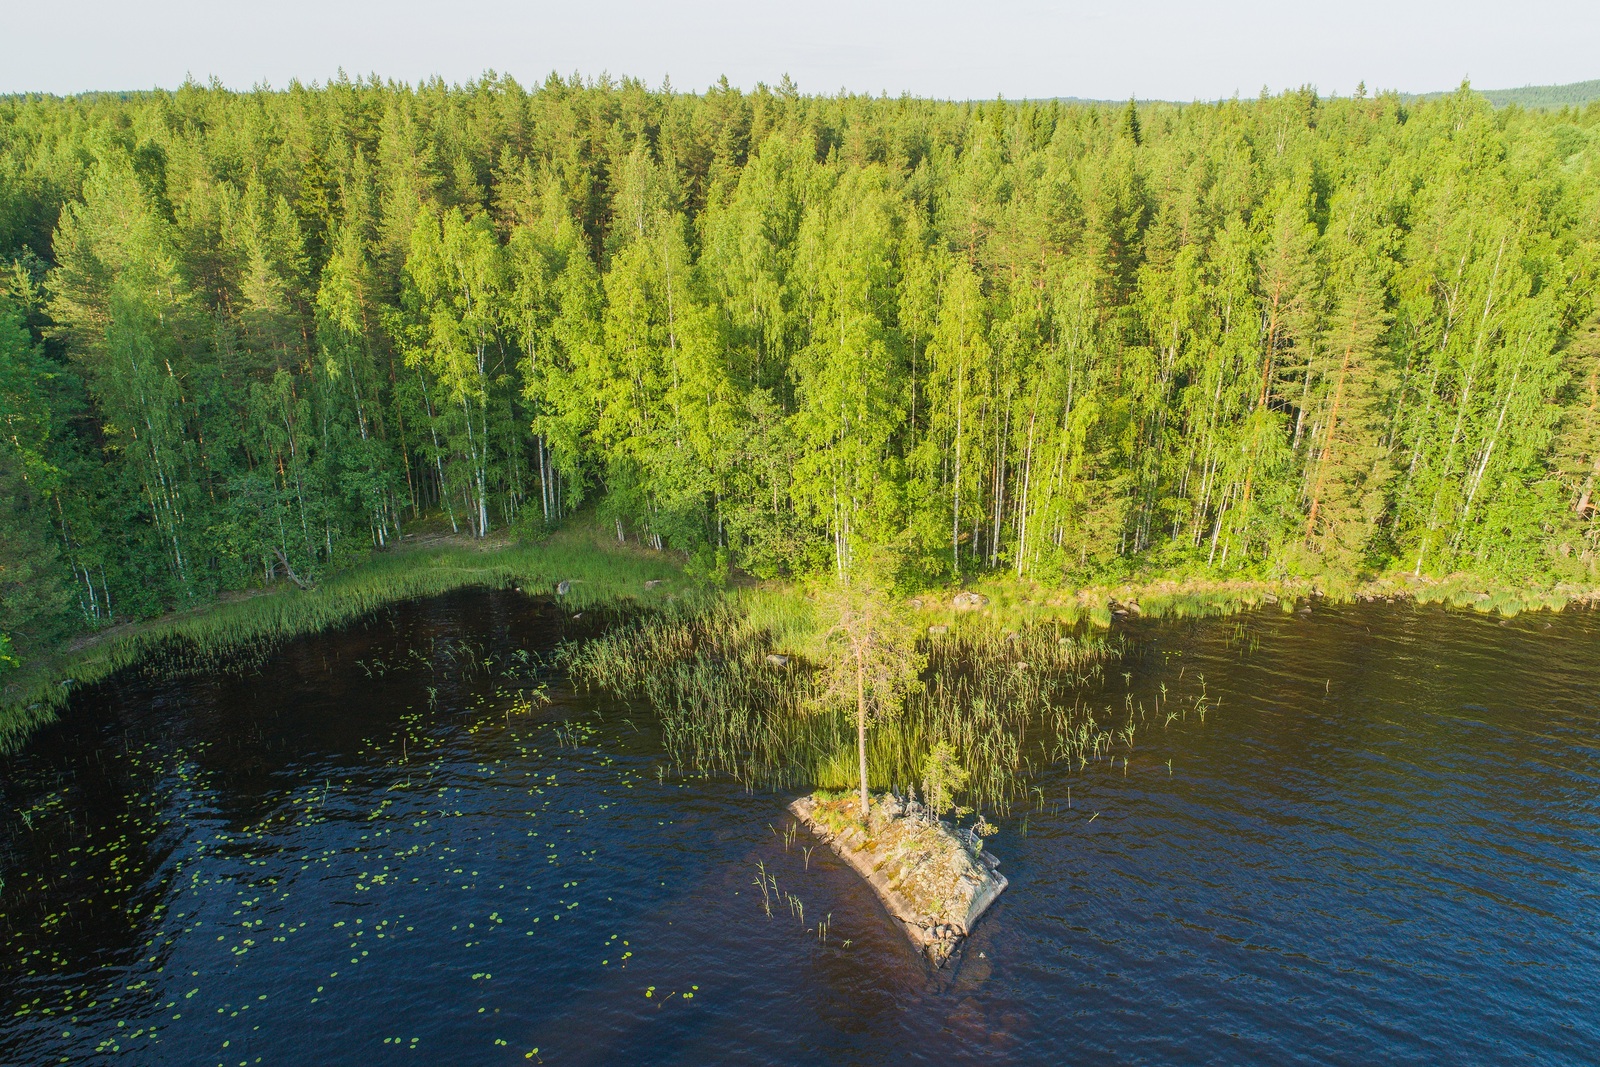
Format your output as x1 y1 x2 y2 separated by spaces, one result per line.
2 595 1598 1064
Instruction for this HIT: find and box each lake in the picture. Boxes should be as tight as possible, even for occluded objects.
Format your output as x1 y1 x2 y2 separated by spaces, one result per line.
3 589 1598 1064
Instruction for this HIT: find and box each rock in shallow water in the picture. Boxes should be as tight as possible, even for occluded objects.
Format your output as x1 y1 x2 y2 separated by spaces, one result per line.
789 791 1007 967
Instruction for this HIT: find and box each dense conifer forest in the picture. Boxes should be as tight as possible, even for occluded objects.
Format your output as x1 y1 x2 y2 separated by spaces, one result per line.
1 76 1598 668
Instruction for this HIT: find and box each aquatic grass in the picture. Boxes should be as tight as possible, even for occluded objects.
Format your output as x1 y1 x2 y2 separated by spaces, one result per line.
1139 587 1276 620
560 592 1122 813
930 568 1600 635
0 523 681 752
1404 573 1596 619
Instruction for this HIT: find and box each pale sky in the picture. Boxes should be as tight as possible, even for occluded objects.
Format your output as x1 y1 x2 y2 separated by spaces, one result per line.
6 0 1597 101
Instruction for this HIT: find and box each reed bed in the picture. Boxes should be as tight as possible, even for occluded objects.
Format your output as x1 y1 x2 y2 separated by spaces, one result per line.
560 593 1125 814
944 569 1599 633
1417 577 1577 616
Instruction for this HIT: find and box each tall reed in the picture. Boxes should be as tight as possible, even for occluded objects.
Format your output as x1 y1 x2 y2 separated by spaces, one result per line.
560 593 1124 813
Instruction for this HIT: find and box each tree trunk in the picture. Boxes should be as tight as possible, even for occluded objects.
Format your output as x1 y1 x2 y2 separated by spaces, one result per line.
1305 335 1355 542
952 364 964 573
855 642 869 822
1577 450 1600 516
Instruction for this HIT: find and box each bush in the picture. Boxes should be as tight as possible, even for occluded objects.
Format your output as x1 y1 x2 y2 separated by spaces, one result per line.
920 741 971 820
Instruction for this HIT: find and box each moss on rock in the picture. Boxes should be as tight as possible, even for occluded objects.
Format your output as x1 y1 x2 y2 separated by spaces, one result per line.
790 790 1006 967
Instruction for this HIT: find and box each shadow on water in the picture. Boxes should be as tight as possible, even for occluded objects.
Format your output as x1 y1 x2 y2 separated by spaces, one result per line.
3 589 1600 1064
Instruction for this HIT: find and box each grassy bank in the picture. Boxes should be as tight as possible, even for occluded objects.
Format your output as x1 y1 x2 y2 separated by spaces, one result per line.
7 515 1595 764
0 523 682 753
904 569 1600 632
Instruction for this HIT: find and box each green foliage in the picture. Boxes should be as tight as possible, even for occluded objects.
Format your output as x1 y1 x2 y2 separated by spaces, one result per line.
0 77 1597 683
0 450 73 653
683 543 731 587
807 573 926 726
919 741 971 820
808 568 927 816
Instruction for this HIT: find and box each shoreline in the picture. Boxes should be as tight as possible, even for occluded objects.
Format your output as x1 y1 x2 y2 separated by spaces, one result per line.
6 527 1596 753
906 571 1600 633
0 525 682 752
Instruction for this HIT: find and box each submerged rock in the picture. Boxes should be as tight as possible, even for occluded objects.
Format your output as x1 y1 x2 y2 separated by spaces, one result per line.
789 791 1007 967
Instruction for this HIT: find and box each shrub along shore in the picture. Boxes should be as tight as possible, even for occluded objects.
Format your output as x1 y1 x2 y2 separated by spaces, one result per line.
4 517 1596 756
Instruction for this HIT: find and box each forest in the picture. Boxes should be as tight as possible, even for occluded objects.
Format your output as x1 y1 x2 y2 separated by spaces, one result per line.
1 75 1598 670
1459 79 1600 111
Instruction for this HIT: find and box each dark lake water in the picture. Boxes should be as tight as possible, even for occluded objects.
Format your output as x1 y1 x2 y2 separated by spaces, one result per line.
3 590 1599 1065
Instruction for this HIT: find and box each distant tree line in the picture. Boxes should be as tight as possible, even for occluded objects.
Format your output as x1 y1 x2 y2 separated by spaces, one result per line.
1427 80 1600 111
1 75 1598 665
